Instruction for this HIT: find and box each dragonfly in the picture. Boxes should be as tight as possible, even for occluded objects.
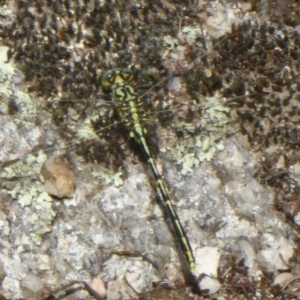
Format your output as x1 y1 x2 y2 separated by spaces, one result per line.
101 68 197 277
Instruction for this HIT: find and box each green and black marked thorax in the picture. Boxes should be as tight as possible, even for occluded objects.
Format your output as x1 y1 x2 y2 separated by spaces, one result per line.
101 68 148 138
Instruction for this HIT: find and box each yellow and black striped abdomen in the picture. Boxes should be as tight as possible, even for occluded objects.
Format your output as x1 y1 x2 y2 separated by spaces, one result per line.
101 69 196 276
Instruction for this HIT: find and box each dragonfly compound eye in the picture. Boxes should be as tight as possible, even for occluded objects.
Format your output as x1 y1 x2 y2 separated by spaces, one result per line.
120 68 134 82
101 70 115 89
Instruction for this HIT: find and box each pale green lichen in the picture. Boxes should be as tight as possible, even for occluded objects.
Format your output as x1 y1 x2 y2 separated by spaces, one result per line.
164 25 203 50
205 96 231 124
168 94 233 175
163 36 179 50
169 145 199 176
92 167 123 187
30 232 43 246
178 26 202 45
29 192 56 246
13 91 39 129
18 190 37 207
1 151 56 245
194 96 232 162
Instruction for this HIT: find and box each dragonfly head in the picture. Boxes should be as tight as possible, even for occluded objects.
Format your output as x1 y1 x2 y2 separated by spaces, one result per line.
101 68 134 90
